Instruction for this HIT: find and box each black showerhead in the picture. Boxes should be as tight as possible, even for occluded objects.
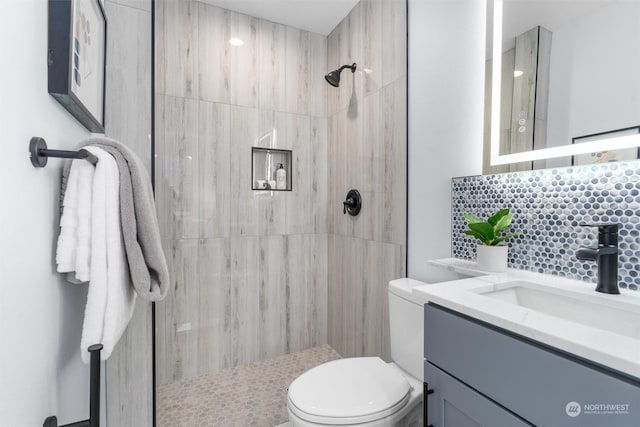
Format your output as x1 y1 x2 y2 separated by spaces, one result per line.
325 70 341 87
325 63 357 87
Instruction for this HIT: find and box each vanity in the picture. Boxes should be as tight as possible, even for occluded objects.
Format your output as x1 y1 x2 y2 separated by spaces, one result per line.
416 261 640 426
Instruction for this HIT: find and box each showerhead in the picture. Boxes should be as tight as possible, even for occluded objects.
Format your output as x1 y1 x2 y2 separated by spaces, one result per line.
325 63 357 87
325 70 341 87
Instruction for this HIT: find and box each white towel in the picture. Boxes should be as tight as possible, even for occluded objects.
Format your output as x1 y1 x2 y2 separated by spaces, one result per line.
74 157 95 281
80 146 136 362
56 158 95 280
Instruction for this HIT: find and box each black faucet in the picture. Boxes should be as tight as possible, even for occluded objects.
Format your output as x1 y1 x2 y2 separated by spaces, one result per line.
576 224 620 294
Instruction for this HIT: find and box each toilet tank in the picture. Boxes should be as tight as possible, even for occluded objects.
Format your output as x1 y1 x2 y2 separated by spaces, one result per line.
388 278 430 381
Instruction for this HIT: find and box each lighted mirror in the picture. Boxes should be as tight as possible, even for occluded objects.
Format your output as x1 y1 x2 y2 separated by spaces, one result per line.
484 0 640 174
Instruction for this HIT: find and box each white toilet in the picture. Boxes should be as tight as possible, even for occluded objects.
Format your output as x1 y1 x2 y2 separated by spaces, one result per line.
287 278 428 427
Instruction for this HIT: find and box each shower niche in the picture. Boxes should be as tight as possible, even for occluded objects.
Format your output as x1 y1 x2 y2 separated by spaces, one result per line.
251 147 292 191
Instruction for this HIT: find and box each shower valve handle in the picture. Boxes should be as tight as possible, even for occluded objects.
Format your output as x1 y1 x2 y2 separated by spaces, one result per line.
343 198 356 214
342 189 362 216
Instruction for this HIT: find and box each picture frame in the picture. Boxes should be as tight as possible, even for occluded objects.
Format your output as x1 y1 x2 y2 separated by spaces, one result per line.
48 0 107 133
571 126 640 166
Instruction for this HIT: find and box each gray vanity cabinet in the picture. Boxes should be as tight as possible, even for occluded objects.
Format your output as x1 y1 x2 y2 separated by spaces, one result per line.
425 362 531 426
423 303 640 427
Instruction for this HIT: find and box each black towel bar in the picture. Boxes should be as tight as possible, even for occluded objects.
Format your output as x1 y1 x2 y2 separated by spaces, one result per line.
30 137 98 168
43 344 103 427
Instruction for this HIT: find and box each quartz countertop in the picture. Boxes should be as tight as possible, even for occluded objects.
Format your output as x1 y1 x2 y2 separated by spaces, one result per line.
414 263 640 380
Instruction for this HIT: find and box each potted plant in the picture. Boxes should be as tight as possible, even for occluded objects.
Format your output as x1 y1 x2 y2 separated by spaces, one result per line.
463 208 521 272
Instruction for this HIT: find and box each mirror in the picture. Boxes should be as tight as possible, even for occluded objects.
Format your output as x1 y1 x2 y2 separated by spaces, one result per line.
483 0 640 174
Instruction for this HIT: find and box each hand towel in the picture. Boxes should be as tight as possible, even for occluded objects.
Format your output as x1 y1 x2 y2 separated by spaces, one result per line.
61 138 169 301
57 156 95 282
80 146 136 362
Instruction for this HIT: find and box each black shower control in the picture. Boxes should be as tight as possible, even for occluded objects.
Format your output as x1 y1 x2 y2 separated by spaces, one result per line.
343 189 362 216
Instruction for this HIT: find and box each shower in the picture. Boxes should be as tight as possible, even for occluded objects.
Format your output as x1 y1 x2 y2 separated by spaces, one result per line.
153 1 407 425
325 62 357 87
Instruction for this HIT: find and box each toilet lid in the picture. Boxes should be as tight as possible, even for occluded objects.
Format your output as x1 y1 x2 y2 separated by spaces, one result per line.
287 357 411 424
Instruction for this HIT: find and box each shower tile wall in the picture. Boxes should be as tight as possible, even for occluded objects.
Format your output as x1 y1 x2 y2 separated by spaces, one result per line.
327 0 407 360
155 0 328 384
103 1 153 426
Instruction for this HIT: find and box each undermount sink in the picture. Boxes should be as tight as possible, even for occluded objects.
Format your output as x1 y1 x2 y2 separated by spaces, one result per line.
477 281 640 340
413 267 640 378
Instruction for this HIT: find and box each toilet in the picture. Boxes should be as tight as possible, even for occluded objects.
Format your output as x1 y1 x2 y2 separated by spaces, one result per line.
287 278 428 427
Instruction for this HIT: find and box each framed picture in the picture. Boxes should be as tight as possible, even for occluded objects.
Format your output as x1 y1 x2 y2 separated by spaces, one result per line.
48 0 107 133
571 126 640 166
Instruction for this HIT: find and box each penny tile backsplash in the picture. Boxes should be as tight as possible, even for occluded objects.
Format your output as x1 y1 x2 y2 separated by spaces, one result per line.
451 162 640 291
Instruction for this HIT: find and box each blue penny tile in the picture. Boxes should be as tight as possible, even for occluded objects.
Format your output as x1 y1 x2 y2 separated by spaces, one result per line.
452 161 640 292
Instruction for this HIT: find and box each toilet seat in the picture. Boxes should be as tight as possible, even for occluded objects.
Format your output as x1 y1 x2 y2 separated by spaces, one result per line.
287 357 411 425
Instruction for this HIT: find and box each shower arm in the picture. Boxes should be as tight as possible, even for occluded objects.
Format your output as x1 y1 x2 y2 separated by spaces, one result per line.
339 63 357 74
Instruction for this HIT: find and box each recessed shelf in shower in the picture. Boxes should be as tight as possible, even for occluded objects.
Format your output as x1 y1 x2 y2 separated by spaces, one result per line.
251 147 292 191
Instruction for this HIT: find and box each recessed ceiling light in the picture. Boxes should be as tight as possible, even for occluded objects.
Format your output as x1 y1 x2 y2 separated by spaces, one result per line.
513 70 523 78
229 37 244 46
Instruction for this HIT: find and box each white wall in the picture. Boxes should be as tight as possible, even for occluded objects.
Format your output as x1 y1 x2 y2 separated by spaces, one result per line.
407 0 485 281
0 0 97 425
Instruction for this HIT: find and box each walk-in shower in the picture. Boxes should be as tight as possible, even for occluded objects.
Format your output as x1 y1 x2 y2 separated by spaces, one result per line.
154 0 407 424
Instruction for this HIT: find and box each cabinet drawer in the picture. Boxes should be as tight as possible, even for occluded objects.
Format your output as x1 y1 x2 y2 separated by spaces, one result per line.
424 303 640 427
425 362 532 427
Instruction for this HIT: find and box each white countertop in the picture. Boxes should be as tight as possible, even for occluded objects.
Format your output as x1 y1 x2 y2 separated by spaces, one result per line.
414 262 640 380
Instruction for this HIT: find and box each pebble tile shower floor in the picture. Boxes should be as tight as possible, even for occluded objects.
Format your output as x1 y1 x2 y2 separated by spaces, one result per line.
157 345 342 427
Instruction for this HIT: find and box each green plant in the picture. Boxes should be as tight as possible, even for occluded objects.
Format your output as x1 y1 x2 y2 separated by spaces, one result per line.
463 208 521 246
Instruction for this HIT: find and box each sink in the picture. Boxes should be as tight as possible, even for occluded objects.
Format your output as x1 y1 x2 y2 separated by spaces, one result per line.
413 270 640 378
477 281 640 340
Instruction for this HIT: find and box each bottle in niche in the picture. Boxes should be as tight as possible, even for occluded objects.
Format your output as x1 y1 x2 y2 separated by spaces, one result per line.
276 163 287 190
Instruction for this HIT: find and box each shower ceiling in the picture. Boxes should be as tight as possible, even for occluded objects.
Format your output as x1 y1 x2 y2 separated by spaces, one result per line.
200 0 360 35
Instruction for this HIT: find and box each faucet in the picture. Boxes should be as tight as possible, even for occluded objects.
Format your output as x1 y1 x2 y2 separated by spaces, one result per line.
576 224 620 294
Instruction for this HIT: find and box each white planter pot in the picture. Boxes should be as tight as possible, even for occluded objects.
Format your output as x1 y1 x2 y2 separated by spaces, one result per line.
476 245 508 272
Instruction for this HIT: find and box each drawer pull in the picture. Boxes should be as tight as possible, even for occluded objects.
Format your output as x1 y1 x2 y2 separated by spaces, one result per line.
424 382 434 427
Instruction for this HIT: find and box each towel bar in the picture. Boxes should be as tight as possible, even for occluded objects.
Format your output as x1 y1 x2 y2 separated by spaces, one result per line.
43 344 102 427
30 137 99 168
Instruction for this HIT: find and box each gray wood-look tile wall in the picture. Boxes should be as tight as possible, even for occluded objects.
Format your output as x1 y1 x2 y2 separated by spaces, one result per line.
326 0 407 361
103 1 153 426
155 0 330 386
